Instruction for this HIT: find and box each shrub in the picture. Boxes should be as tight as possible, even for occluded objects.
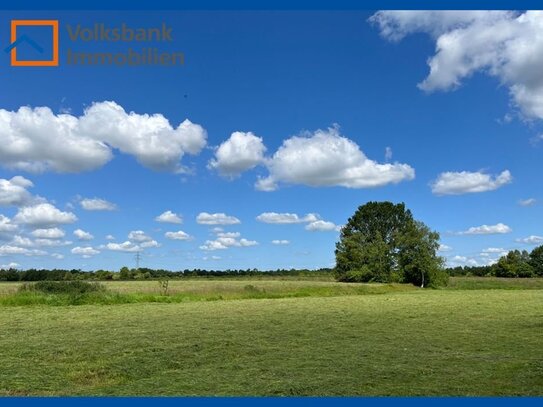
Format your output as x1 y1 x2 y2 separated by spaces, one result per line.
19 280 105 295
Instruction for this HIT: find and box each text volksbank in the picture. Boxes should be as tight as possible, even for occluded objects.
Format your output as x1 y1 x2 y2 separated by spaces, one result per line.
65 23 184 66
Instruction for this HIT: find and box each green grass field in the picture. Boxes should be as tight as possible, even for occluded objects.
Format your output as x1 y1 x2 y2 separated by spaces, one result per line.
0 277 542 396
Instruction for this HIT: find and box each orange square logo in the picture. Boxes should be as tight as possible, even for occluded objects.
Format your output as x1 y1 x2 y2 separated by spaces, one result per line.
9 20 59 66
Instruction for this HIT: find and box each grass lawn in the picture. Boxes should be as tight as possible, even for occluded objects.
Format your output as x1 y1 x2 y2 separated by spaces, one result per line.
0 282 542 396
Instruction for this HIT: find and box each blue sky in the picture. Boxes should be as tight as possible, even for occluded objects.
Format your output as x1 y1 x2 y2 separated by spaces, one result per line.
0 10 542 271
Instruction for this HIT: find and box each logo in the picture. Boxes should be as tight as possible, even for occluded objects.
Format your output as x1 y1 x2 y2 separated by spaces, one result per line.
5 20 59 66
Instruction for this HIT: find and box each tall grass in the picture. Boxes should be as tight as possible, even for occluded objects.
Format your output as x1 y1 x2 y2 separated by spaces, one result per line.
0 282 416 307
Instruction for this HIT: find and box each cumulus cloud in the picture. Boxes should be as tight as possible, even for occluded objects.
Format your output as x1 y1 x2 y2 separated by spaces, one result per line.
0 106 111 172
13 203 77 228
80 198 117 211
208 131 267 177
105 234 115 240
9 235 71 248
438 244 452 252
256 212 318 224
1 262 20 269
155 210 182 224
431 170 512 195
78 101 207 172
0 101 207 173
481 247 508 257
74 229 94 241
31 228 65 239
458 223 512 235
0 215 18 234
516 235 543 245
255 127 414 191
0 176 34 206
271 240 290 245
165 230 191 240
71 246 100 257
199 232 258 251
518 198 536 207
127 230 152 243
140 240 160 248
196 212 241 225
370 11 543 120
105 241 141 253
0 245 47 256
305 220 339 232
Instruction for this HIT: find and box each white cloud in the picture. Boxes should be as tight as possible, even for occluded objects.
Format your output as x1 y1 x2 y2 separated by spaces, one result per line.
80 198 117 211
516 235 543 245
105 234 115 240
128 230 152 243
0 176 34 206
10 234 71 248
239 238 258 247
0 101 207 173
78 101 207 172
71 246 100 257
482 247 507 254
33 239 72 247
196 212 241 225
255 127 414 191
518 198 536 207
11 236 33 247
74 228 94 241
155 210 182 224
0 245 47 256
431 170 512 195
199 233 258 251
51 253 64 260
13 203 77 228
216 231 240 238
370 11 543 120
256 212 319 224
140 240 160 248
459 223 512 235
165 230 191 240
271 239 290 245
448 255 481 267
0 215 18 234
481 247 508 258
106 241 141 252
208 131 267 177
438 244 452 252
31 228 65 239
0 106 112 172
1 262 20 269
305 220 339 232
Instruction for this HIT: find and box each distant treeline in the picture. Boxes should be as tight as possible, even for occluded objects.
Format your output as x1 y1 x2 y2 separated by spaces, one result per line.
0 267 334 282
445 246 543 278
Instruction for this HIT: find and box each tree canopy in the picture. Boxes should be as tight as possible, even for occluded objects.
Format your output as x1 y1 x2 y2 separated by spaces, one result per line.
335 201 447 287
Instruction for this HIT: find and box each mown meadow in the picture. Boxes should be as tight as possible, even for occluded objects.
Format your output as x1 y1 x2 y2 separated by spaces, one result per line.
0 277 542 396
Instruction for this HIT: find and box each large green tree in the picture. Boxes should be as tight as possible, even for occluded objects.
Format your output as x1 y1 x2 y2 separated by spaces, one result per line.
335 201 446 287
529 245 543 276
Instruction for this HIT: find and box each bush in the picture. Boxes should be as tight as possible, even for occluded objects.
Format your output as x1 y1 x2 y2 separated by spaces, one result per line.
19 280 105 295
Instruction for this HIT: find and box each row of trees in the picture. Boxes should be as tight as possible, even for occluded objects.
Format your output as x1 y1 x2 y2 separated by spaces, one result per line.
447 246 543 278
0 267 334 282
